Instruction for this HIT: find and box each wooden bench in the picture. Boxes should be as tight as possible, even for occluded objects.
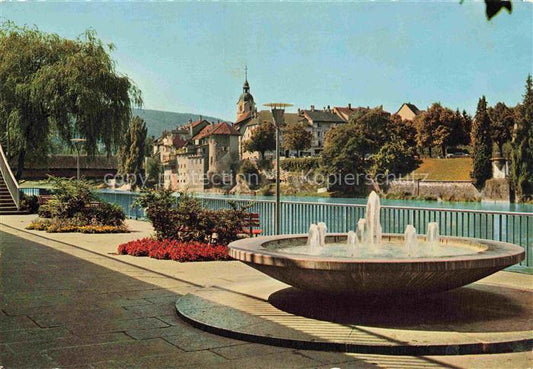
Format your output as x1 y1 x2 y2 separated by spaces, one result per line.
37 195 53 205
241 212 262 237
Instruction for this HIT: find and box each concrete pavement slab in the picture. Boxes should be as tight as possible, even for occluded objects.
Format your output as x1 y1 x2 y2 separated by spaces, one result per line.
1 216 532 368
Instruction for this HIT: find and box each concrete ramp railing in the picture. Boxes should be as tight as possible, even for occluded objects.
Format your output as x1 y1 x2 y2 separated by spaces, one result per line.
0 145 20 209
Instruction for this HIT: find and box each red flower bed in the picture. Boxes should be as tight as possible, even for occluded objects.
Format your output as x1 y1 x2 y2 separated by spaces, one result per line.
117 238 230 262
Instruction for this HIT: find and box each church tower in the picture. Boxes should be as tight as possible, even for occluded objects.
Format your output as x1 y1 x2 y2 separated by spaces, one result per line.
236 66 256 122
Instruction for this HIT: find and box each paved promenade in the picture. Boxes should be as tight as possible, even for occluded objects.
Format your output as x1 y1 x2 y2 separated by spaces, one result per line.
1 215 531 368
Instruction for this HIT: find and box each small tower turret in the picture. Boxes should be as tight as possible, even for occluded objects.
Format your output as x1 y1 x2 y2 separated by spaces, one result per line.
236 66 256 120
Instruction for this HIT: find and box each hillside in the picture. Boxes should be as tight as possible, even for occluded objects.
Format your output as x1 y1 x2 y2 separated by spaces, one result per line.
132 108 226 138
410 158 473 181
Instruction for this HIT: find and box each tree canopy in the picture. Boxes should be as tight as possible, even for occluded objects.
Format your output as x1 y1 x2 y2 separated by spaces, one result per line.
0 22 141 178
282 122 312 156
322 107 420 193
369 140 419 181
488 102 514 157
511 75 533 202
119 116 147 187
349 107 391 147
414 103 469 158
390 113 418 149
243 122 276 160
471 96 493 188
322 127 370 178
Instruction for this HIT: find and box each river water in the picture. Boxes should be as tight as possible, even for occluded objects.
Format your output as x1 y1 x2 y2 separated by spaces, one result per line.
195 193 533 213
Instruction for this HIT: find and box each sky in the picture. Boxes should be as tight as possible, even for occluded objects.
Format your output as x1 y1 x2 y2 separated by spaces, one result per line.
2 1 532 122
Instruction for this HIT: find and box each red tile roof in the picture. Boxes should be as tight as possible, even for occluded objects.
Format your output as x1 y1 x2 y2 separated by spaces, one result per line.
334 106 361 121
192 122 240 141
210 122 240 136
192 125 212 141
182 119 209 130
173 135 187 149
302 110 345 124
334 106 355 115
191 119 206 128
235 111 253 126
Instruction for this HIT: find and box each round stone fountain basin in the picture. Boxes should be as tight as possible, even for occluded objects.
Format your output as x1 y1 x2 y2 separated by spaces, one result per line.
228 234 525 295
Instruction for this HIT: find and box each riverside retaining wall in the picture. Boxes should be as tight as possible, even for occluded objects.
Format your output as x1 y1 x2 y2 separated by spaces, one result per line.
388 180 482 201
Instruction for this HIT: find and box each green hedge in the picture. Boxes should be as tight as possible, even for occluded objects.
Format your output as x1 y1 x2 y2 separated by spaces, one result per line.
281 157 321 172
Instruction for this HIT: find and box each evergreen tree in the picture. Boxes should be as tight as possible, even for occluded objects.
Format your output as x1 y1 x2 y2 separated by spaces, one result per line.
119 116 147 188
462 110 473 146
511 75 533 202
471 96 493 188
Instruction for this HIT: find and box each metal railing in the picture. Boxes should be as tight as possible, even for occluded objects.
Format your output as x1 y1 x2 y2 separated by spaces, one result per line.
197 196 532 267
21 188 533 267
20 188 42 197
96 190 146 219
0 145 20 208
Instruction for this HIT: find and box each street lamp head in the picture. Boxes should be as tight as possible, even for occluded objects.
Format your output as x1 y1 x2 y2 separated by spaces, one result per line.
264 103 293 127
263 103 293 109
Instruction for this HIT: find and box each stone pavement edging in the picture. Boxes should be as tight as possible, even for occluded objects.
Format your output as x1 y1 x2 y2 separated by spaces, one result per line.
175 282 533 356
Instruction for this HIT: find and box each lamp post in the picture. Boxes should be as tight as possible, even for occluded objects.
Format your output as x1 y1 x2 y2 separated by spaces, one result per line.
264 103 293 235
70 138 86 180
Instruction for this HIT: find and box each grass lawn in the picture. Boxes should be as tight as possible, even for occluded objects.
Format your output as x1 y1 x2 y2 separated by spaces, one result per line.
19 179 55 188
410 158 473 181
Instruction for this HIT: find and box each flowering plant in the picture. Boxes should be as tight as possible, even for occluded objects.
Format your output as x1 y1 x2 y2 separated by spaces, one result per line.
26 219 129 233
117 238 230 262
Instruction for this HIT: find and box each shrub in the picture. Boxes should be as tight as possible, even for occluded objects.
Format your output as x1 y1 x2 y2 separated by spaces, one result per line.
134 189 248 245
38 199 60 218
26 219 52 230
239 160 261 189
134 189 182 240
35 177 125 227
257 184 273 196
257 158 272 171
79 202 126 226
20 194 39 214
47 177 97 219
96 202 125 226
281 157 320 172
117 238 230 262
197 207 247 246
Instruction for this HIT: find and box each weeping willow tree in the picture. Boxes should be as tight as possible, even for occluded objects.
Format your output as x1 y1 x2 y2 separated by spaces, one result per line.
0 21 142 179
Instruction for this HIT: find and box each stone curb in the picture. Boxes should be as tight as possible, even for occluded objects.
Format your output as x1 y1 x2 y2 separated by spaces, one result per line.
175 293 533 356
